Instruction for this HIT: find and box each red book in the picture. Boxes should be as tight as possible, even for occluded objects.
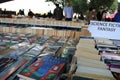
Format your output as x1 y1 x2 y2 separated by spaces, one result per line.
21 58 43 76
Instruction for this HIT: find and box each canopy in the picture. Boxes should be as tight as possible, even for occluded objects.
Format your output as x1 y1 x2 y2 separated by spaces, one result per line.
0 0 13 3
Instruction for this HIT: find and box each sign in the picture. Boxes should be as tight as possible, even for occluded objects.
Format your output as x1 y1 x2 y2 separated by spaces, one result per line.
88 20 120 40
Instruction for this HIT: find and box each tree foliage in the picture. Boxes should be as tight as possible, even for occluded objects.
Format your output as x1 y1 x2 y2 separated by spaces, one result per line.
89 0 118 11
46 0 118 13
110 0 118 11
71 0 88 14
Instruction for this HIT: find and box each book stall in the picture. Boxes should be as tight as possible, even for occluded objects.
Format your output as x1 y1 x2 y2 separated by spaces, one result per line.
0 19 119 80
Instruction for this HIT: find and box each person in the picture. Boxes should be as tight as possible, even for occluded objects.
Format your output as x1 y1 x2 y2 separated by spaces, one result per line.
102 10 107 21
78 12 84 20
18 9 22 15
47 10 53 18
105 10 112 21
28 9 34 18
0 8 2 14
97 6 104 21
87 7 97 23
63 2 73 21
113 10 120 22
3 8 7 15
42 13 47 18
53 4 63 20
21 9 25 16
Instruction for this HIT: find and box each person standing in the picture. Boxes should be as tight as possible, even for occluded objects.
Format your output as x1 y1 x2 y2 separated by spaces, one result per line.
0 8 2 13
53 4 63 20
63 2 73 21
113 10 120 22
48 10 53 18
28 9 34 18
21 9 25 16
97 7 104 21
87 7 97 23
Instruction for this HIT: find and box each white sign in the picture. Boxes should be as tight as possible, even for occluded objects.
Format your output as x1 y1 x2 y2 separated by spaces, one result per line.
88 20 120 40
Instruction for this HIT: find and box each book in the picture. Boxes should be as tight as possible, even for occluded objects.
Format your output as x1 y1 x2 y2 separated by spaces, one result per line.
75 65 115 80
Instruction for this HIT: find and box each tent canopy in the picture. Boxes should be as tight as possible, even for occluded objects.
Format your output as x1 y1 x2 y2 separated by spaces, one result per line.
0 0 13 3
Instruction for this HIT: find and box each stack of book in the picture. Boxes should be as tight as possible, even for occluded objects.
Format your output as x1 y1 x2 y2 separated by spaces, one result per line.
94 37 120 79
74 37 115 80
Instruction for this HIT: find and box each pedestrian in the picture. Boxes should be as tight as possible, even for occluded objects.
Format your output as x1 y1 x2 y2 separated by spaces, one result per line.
97 6 104 21
113 9 120 22
63 2 73 21
87 7 97 23
28 9 34 18
53 4 63 20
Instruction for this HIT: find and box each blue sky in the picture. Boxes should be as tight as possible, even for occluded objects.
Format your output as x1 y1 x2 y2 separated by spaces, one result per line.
0 0 55 14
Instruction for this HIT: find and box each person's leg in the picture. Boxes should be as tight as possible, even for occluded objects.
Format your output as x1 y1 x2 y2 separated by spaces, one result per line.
65 18 72 21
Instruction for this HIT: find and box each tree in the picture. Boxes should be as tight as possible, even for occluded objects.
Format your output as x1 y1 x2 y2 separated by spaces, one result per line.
110 0 118 11
71 0 88 14
89 0 118 11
